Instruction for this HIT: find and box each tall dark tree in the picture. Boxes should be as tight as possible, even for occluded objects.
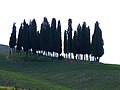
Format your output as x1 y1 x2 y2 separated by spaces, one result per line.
72 31 78 59
92 21 104 62
76 24 82 60
30 19 37 54
16 24 23 51
57 20 62 56
64 30 68 58
50 18 57 57
40 17 50 55
9 23 16 54
67 19 73 59
39 21 45 52
21 20 30 53
29 20 33 51
36 31 41 53
86 26 91 61
81 22 88 60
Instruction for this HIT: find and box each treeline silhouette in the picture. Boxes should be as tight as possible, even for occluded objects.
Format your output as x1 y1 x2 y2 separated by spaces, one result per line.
9 17 104 62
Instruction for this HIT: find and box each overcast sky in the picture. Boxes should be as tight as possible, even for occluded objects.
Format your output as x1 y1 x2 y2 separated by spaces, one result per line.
0 0 120 64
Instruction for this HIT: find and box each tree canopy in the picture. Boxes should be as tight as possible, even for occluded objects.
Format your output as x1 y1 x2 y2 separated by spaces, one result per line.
9 23 16 49
9 18 104 62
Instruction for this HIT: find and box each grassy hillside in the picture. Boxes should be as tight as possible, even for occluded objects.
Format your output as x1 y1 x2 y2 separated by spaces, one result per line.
0 54 120 90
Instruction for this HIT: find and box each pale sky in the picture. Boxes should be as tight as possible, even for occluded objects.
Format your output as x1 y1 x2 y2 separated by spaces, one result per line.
0 0 120 64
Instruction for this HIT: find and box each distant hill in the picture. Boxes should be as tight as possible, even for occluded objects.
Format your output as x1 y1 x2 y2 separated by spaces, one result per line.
0 44 10 54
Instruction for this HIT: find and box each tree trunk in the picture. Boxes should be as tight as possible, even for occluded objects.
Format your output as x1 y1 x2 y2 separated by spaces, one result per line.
67 53 69 59
58 54 61 58
9 49 12 55
97 57 100 62
83 54 84 60
80 54 81 60
88 54 90 61
70 53 72 59
94 57 96 62
64 54 66 59
98 57 100 62
74 54 76 60
77 54 80 60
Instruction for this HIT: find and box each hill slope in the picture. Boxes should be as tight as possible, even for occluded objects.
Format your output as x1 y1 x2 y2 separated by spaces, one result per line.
0 44 9 54
0 55 120 90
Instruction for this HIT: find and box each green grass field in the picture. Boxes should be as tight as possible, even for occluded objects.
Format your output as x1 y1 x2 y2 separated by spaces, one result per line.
0 54 120 90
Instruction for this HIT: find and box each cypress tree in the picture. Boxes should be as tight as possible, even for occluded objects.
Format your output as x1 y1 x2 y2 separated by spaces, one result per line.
16 24 23 51
44 17 50 54
92 21 104 62
9 23 16 54
31 19 37 54
22 23 30 53
40 21 45 52
86 26 91 61
28 20 32 51
36 31 40 53
72 31 77 60
21 20 30 53
64 30 68 58
57 20 62 57
40 17 50 55
67 19 73 59
50 18 57 57
76 24 82 60
22 19 26 50
81 22 87 60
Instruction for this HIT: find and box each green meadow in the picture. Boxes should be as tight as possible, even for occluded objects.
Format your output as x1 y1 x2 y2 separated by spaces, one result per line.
0 54 120 90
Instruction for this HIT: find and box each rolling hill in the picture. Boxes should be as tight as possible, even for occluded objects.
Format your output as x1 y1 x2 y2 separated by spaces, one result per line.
0 54 120 90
